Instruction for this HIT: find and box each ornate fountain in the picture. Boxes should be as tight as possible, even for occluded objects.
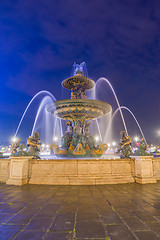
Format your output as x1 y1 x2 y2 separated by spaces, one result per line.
47 63 112 158
3 63 157 186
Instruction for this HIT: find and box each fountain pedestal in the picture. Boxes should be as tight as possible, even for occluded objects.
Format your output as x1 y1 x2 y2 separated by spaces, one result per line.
134 156 157 184
1 156 159 185
6 156 33 186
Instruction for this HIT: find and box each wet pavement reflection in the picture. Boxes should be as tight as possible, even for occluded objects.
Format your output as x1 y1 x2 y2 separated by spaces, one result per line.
0 182 160 239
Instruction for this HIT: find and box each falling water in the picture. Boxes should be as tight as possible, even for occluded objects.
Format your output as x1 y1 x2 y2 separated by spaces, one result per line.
52 116 63 146
14 90 56 138
113 106 147 145
87 85 96 99
103 112 113 143
60 119 63 139
95 119 102 142
96 78 128 135
31 96 60 145
31 96 52 135
53 116 57 137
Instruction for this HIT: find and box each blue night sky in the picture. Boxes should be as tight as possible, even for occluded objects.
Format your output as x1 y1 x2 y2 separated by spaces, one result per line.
0 0 160 145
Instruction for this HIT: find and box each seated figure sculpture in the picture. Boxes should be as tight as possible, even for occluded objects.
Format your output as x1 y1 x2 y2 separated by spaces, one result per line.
27 132 41 158
73 120 85 148
134 137 150 156
84 122 96 149
118 131 132 159
61 121 73 149
10 138 21 156
16 144 28 156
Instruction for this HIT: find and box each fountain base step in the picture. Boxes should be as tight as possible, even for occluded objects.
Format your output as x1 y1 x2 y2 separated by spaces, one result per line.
1 156 159 186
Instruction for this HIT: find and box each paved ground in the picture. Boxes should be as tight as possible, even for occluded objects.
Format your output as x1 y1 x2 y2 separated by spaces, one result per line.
0 183 160 240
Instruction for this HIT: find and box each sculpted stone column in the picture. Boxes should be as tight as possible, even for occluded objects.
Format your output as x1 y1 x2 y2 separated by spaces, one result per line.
6 156 33 186
134 156 157 184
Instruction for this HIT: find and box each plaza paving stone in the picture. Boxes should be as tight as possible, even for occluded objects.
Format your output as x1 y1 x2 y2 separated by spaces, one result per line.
0 183 160 239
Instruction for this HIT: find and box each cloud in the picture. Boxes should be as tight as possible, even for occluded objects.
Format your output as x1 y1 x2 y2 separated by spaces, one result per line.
0 0 160 116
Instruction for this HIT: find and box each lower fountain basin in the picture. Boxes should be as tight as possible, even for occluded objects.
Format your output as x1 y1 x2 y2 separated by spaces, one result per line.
46 99 112 121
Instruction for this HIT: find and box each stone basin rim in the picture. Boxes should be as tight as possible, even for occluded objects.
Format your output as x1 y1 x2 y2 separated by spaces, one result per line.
46 99 112 119
62 75 95 90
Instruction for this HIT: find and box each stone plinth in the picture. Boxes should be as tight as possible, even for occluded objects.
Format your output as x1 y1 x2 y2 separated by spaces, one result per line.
0 159 10 182
6 156 33 186
28 158 135 185
134 156 157 184
152 157 160 180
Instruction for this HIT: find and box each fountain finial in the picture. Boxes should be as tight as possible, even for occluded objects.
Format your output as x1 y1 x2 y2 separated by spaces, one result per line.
72 62 87 77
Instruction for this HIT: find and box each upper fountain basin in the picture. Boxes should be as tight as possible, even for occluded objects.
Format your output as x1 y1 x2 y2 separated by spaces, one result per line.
62 76 95 90
46 99 112 121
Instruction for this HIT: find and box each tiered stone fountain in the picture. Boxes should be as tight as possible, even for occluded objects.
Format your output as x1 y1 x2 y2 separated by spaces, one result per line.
47 66 112 158
1 63 158 186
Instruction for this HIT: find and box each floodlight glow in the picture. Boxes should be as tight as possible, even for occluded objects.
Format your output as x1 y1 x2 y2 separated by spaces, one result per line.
12 137 17 143
134 136 139 142
95 136 99 142
112 142 116 146
53 136 58 141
